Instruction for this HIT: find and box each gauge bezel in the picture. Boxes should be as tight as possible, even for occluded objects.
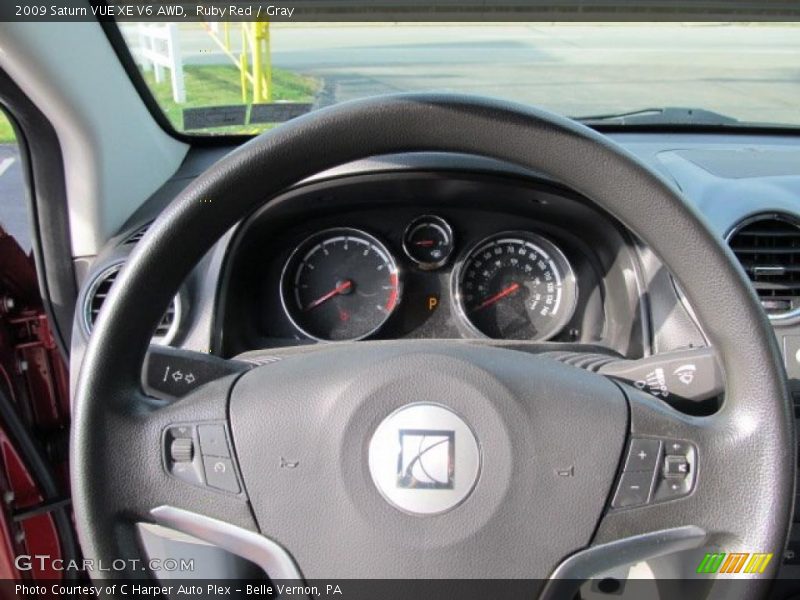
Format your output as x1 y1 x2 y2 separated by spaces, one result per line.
279 227 402 342
402 214 455 270
451 230 578 341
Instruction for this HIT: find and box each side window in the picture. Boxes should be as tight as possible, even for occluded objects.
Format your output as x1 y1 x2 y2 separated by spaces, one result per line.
0 109 28 252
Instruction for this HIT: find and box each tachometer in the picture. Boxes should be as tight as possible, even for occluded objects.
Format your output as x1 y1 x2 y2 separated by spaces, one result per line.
280 228 401 341
453 231 577 340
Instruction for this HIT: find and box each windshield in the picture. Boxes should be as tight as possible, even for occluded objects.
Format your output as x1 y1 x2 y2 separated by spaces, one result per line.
118 22 800 135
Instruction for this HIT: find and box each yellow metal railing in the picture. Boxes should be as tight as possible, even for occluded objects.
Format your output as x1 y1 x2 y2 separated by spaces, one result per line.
203 21 272 104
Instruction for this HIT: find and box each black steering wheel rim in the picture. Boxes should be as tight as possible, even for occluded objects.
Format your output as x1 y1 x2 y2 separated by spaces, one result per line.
72 94 793 595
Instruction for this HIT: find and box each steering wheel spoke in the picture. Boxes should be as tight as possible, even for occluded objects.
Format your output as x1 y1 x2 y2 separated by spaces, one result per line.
540 381 778 595
600 383 710 515
579 383 775 580
72 370 257 579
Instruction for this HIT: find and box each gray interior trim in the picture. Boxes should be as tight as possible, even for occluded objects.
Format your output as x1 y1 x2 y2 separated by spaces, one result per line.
150 506 304 581
542 526 707 599
0 20 188 256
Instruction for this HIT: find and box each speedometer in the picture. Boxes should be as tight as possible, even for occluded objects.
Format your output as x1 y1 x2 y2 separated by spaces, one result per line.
453 231 577 340
280 228 401 341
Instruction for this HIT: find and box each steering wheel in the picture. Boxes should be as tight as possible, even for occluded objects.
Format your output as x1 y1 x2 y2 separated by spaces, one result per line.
72 95 793 597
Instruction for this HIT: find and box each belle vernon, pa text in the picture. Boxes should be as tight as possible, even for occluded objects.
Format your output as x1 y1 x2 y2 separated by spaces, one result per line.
18 584 343 597
42 4 296 17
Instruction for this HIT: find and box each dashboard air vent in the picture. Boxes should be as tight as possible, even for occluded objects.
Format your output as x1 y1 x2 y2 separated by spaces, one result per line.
728 214 800 321
84 263 181 344
123 222 151 245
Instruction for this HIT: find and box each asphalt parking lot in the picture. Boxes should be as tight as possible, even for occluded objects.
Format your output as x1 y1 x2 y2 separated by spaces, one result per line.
175 23 800 124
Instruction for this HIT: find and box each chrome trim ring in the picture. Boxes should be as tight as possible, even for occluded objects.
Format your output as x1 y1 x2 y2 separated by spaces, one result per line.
279 227 402 342
450 230 578 341
368 402 481 516
401 214 454 270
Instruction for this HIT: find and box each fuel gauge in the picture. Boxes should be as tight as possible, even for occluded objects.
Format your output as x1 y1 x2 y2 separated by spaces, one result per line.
402 215 454 270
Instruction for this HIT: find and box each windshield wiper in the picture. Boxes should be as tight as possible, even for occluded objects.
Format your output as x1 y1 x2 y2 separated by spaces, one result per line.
574 107 740 126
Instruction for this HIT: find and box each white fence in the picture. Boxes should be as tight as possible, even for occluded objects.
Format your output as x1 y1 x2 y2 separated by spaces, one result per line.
134 24 185 104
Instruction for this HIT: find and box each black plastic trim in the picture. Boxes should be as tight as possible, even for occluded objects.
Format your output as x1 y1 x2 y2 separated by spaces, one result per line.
0 68 76 355
590 123 800 136
212 166 632 356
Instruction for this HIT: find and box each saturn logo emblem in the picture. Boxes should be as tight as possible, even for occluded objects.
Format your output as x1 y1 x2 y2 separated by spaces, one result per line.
368 404 480 515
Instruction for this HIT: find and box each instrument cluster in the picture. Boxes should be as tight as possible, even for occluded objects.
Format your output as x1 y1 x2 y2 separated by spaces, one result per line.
277 216 579 343
218 171 641 357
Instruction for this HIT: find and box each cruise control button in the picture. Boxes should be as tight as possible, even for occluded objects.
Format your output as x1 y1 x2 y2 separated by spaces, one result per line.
623 438 661 473
664 455 690 478
198 424 230 458
203 457 240 493
612 471 654 508
171 461 204 486
653 475 691 502
168 425 193 439
664 439 691 455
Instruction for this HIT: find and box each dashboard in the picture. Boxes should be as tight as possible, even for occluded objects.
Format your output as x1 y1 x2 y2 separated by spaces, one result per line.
218 171 643 357
71 132 800 372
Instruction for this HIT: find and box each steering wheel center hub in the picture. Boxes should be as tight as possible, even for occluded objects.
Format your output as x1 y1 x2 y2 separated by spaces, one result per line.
225 342 631 578
368 403 481 515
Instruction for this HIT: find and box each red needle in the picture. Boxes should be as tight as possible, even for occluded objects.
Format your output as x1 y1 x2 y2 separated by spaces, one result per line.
304 280 352 311
471 282 521 312
414 240 435 247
